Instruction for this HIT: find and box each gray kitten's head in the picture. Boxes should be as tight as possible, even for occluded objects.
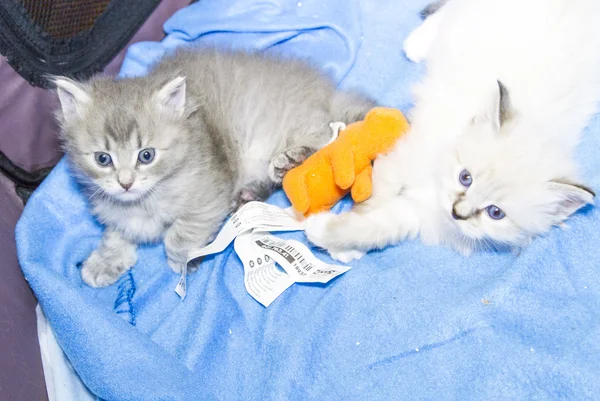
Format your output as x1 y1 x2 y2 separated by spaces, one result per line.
54 75 192 203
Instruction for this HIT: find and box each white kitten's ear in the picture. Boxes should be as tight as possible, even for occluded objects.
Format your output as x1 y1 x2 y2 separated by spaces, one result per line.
155 76 186 117
53 77 91 121
547 180 595 222
473 80 511 133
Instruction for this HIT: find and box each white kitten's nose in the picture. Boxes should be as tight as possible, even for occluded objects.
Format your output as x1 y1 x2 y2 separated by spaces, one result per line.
452 199 474 220
451 206 463 220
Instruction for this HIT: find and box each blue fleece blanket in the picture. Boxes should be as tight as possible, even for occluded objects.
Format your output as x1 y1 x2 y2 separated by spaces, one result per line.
16 0 600 399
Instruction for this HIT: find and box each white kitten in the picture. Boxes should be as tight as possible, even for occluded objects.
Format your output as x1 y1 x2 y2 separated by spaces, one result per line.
306 0 600 262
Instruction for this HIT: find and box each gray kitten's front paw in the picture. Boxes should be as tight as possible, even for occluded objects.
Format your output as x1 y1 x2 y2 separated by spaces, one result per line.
81 246 137 288
166 252 202 274
268 146 315 184
167 255 186 274
164 240 196 274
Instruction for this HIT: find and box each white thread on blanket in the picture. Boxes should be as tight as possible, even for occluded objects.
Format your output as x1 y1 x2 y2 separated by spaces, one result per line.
327 121 346 145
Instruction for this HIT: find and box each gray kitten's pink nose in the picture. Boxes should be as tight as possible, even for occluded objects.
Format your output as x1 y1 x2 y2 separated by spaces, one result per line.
119 182 132 191
117 169 134 191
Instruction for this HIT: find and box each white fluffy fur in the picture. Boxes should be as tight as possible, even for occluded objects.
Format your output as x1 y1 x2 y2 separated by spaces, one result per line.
307 0 600 260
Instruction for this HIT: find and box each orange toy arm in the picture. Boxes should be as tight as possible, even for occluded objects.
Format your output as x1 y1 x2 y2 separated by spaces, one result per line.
282 169 310 215
351 164 373 203
330 150 356 190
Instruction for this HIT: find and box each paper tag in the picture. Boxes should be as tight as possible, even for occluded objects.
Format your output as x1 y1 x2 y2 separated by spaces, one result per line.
229 201 304 231
177 202 305 300
186 202 305 264
176 201 351 304
253 234 351 283
234 232 294 307
174 264 187 300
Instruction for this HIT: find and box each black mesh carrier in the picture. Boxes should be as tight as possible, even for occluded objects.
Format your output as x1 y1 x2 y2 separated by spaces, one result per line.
0 0 162 88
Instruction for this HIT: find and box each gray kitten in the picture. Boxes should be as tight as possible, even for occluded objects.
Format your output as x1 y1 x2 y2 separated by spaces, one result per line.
54 48 374 287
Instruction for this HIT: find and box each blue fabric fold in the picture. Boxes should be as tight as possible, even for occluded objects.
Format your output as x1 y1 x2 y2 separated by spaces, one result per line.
16 0 600 399
120 0 361 83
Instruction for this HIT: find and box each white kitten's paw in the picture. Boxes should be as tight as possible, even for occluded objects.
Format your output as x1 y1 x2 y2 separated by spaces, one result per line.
306 212 365 262
329 249 366 263
403 10 443 63
305 212 335 248
81 247 136 288
403 29 428 63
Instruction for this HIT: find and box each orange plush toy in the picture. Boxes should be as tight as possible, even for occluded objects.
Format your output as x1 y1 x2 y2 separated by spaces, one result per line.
283 107 409 216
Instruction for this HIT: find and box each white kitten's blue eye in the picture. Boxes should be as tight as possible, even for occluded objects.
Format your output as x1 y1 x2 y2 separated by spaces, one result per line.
138 148 155 164
94 152 112 167
486 205 506 220
459 169 472 187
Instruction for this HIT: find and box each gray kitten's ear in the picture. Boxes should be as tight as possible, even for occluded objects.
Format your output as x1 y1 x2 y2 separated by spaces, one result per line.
53 77 91 121
155 76 186 117
473 80 511 133
548 179 595 222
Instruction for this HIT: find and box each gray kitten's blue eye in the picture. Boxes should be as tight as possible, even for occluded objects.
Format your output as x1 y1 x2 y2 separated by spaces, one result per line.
138 148 155 164
486 205 506 220
94 152 112 167
459 169 472 187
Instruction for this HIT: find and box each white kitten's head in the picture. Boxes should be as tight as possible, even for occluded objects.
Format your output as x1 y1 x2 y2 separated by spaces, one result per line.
54 75 191 203
441 81 595 252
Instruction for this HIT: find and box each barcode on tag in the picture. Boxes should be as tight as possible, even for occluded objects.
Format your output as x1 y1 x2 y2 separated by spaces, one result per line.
253 234 351 283
255 237 315 276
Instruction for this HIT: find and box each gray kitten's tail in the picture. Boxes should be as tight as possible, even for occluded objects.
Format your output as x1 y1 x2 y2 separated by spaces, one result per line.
330 91 377 124
421 0 449 19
